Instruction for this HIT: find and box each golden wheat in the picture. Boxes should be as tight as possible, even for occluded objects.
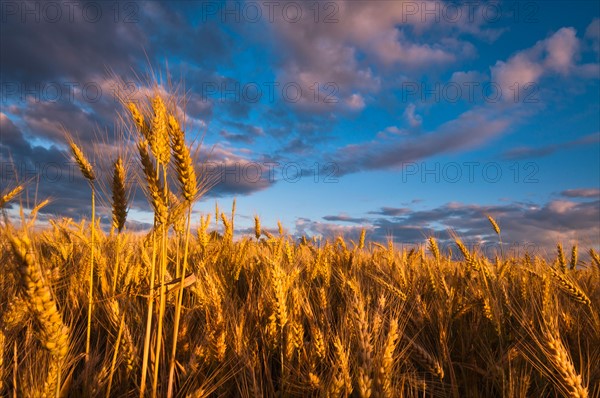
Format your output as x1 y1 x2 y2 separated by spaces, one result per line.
9 234 70 397
0 184 24 208
111 157 128 233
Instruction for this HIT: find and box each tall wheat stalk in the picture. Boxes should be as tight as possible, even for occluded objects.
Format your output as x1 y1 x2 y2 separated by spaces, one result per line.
67 137 96 363
152 94 174 397
166 113 199 398
111 157 127 292
135 124 164 398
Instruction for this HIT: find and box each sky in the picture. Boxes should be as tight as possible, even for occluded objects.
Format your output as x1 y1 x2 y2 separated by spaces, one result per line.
1 0 599 256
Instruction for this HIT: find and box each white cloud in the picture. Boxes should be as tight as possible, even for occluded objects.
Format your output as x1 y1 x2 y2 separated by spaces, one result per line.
403 103 422 127
345 93 365 111
264 0 496 111
490 27 589 100
492 53 545 95
544 27 580 74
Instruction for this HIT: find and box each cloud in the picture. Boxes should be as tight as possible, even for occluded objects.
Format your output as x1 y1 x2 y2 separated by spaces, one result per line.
585 18 600 53
376 125 410 139
1 112 276 224
367 28 459 67
262 0 499 113
197 144 276 197
322 214 368 224
345 93 366 111
403 103 422 127
1 112 98 218
296 198 600 254
326 25 600 178
219 123 265 144
368 207 411 217
544 27 580 74
332 106 512 175
219 130 254 144
501 132 600 160
490 27 598 98
295 217 367 241
561 189 600 198
0 1 148 83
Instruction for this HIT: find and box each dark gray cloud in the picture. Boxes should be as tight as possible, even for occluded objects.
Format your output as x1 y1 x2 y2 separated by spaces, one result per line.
297 198 600 255
1 113 97 218
0 0 147 83
322 214 368 224
368 207 411 217
1 113 275 225
0 0 270 222
219 130 255 144
219 122 265 144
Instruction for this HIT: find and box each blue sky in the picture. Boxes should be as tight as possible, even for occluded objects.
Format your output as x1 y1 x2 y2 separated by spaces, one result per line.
1 0 599 253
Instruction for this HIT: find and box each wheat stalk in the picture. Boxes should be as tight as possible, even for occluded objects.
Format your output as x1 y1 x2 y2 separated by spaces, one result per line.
0 184 24 208
9 234 70 396
127 102 150 139
167 111 201 396
138 139 168 226
557 243 567 272
542 326 588 397
168 115 198 202
67 137 95 364
549 267 592 307
111 157 128 233
254 215 261 240
358 228 366 250
590 248 600 270
569 245 578 270
150 94 171 166
379 318 399 398
68 139 95 183
487 215 501 235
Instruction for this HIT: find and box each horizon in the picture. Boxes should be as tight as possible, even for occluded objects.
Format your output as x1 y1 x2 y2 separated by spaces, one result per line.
1 0 599 254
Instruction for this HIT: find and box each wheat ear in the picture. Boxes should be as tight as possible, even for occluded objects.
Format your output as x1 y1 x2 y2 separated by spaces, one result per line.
168 115 198 201
0 184 24 208
557 243 567 272
254 215 261 240
549 267 592 307
111 157 128 233
68 139 95 182
150 94 171 166
542 325 588 397
9 234 70 396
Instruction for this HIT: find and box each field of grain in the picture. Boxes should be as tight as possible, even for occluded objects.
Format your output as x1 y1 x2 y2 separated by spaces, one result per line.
1 90 598 397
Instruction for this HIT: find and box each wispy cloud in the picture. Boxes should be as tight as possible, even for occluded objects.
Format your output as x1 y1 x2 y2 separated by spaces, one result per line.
561 188 600 198
332 106 512 176
502 132 600 160
322 214 368 224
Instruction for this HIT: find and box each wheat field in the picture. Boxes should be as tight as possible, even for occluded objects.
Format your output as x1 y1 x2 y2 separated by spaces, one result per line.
1 90 599 398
